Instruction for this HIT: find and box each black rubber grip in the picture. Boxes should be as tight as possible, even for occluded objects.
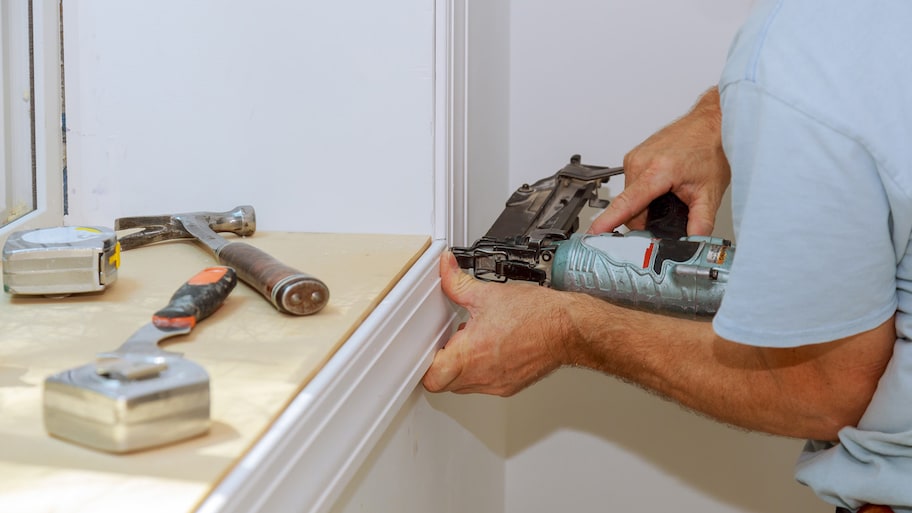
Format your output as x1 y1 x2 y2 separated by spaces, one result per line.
645 193 689 240
152 266 238 328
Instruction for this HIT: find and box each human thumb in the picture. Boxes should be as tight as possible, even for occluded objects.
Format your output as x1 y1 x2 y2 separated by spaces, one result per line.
439 250 482 308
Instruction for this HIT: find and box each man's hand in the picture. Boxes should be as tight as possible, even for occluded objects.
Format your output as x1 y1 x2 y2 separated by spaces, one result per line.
422 251 577 396
422 252 895 441
588 87 731 237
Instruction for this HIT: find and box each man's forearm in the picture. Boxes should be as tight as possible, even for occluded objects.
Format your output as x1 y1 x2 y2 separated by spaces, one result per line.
561 292 894 441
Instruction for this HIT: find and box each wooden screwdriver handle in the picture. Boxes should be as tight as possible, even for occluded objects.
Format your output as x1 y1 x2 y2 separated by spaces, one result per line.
216 241 329 315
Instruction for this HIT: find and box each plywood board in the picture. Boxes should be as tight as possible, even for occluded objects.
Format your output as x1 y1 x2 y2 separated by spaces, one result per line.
0 232 430 512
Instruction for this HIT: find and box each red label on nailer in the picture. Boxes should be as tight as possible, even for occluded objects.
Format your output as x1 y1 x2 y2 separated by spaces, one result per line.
642 243 655 268
582 236 655 268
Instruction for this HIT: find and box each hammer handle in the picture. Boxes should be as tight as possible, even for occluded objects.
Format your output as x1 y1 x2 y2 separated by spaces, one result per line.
217 241 329 315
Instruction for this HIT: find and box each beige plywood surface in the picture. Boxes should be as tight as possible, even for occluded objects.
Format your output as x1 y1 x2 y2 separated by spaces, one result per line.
0 232 431 513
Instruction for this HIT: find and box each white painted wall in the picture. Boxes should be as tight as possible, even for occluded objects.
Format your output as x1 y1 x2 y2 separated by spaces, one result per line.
504 372 827 513
464 0 511 241
502 1 829 512
332 389 507 513
507 0 753 186
62 0 436 234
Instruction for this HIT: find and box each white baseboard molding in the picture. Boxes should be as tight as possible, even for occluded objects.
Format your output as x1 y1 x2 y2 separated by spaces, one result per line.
198 239 457 513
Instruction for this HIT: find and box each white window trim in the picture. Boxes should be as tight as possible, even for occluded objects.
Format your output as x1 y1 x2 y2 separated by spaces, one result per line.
0 2 32 225
0 0 63 244
436 0 468 247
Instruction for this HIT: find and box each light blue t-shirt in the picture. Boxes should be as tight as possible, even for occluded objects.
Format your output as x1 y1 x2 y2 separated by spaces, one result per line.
714 0 912 510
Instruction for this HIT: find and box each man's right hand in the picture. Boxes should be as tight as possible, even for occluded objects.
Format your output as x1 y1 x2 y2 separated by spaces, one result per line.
588 87 731 237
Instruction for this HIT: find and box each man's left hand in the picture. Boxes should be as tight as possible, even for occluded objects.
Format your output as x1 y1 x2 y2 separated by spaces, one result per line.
422 251 576 396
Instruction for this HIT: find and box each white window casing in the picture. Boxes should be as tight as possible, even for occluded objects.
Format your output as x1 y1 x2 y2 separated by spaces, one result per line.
0 0 63 243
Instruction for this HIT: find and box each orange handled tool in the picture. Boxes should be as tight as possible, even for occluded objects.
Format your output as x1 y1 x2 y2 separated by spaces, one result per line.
43 266 238 453
152 267 238 329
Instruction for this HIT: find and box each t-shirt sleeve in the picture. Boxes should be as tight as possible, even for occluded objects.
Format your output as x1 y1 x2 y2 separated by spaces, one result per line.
713 80 897 347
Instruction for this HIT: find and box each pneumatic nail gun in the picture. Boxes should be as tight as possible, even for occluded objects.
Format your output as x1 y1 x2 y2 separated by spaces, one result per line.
452 154 734 317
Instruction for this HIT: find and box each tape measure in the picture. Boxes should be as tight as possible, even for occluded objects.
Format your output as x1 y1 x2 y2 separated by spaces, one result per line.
2 226 120 296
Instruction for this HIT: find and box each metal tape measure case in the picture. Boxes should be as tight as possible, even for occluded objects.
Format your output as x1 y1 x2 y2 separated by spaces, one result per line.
2 226 120 295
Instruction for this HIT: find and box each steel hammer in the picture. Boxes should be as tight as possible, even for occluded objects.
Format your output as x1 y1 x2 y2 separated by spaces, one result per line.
115 205 329 315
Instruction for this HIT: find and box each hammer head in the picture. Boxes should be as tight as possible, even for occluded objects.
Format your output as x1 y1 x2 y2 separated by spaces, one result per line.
115 205 257 251
43 355 210 453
